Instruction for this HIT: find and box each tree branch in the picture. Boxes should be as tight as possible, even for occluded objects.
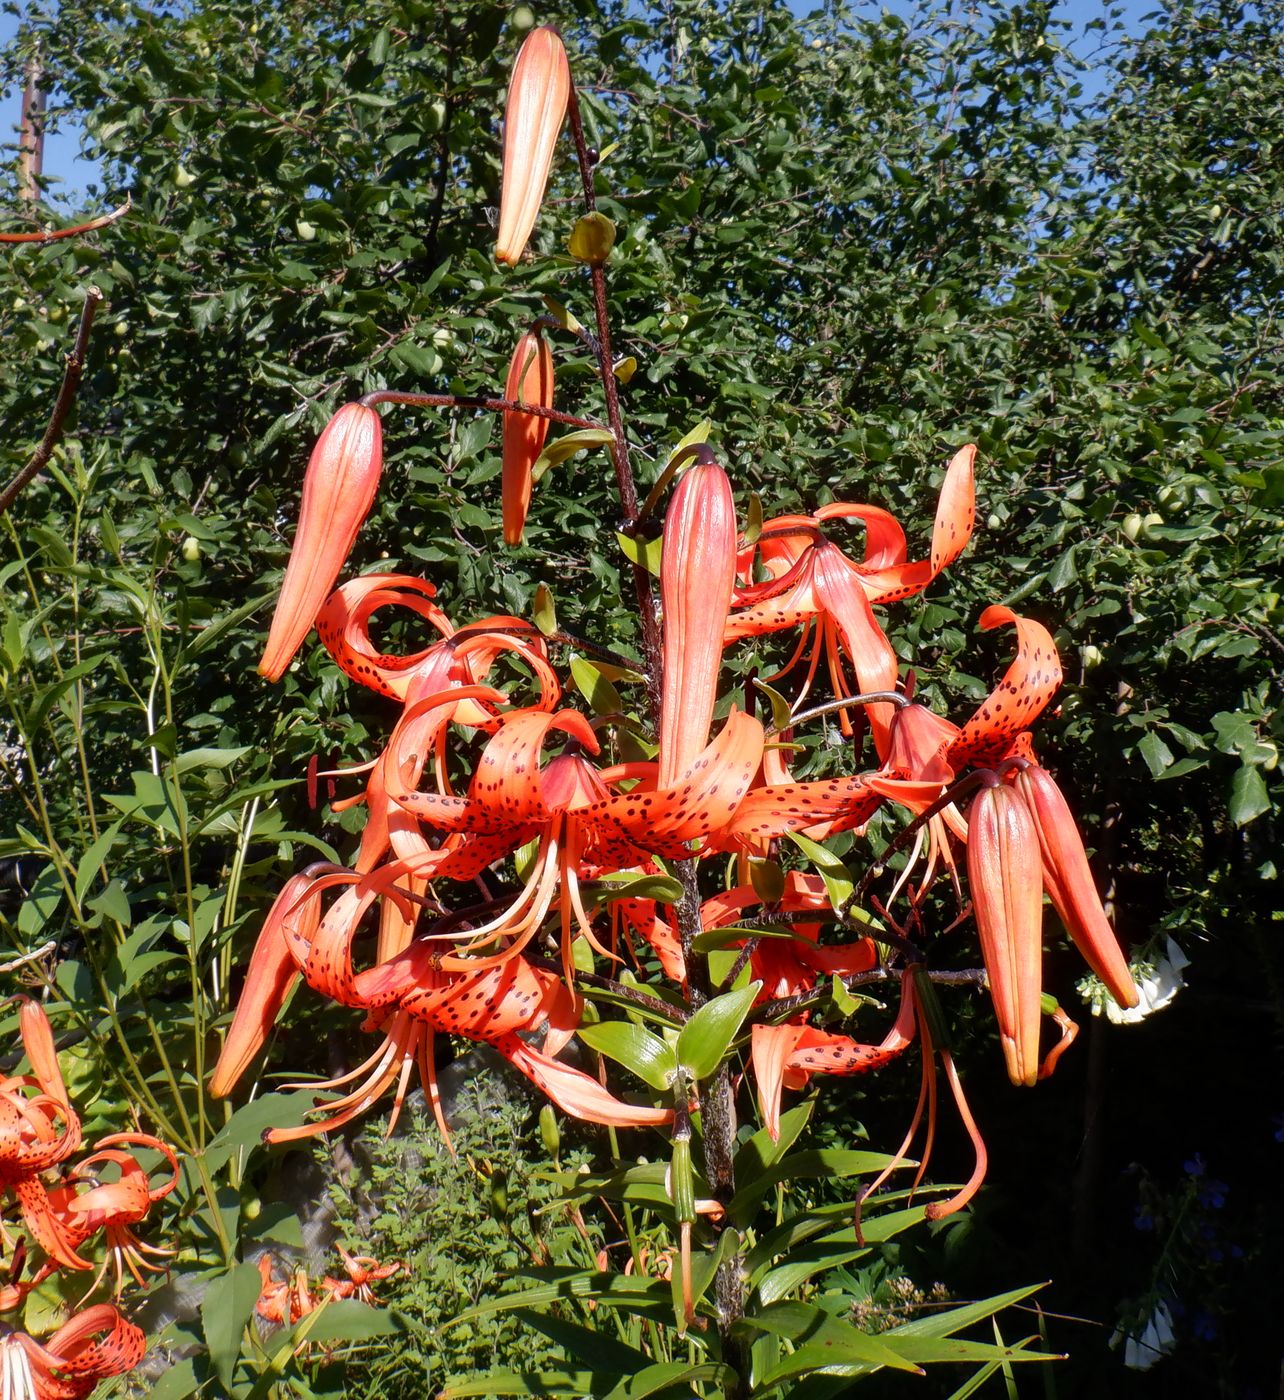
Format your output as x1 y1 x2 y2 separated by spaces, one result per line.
0 288 104 516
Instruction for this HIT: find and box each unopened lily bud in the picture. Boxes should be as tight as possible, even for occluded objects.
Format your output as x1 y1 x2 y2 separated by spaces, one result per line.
569 212 616 265
1012 764 1139 1011
502 331 555 545
260 404 382 681
967 782 1044 1087
496 28 571 266
17 997 70 1107
658 450 737 787
667 1135 696 1225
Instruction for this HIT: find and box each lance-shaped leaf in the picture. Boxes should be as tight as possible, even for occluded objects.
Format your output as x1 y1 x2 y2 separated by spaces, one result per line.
495 27 571 265
577 1021 678 1092
658 451 738 787
676 981 759 1080
502 331 554 545
260 403 383 681
967 783 1044 1087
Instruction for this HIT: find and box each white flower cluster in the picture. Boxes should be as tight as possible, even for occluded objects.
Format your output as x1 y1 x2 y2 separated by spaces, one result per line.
1113 1299 1177 1370
1078 937 1190 1024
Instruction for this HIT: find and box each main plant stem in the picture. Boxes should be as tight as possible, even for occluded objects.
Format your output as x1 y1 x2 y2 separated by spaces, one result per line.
565 80 663 715
566 75 743 1388
676 860 750 1394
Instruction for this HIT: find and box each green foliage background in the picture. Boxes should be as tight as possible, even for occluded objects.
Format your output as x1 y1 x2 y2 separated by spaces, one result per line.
1 0 1281 1394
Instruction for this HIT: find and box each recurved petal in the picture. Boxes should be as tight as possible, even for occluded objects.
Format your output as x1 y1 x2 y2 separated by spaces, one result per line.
260 404 384 682
948 606 1062 770
467 707 598 828
584 708 765 858
39 1303 147 1382
314 574 453 700
498 1035 672 1127
810 542 900 755
496 28 572 265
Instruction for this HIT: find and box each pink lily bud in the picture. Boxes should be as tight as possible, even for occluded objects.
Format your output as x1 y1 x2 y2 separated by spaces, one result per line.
967 782 1044 1087
658 452 738 787
1013 764 1139 1010
260 404 383 682
496 28 571 266
502 331 554 545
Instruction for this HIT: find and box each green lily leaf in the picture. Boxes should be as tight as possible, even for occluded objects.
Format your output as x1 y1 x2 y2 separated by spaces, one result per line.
676 982 760 1080
531 428 616 484
578 1021 677 1091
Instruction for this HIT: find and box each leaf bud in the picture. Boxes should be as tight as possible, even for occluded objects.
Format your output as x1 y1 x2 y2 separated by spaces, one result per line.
569 212 617 265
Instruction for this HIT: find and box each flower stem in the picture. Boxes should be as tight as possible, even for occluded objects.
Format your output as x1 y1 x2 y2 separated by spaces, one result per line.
357 389 605 432
564 80 663 721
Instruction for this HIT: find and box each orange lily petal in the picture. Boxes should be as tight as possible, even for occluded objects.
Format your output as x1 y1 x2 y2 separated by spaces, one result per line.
750 1023 805 1141
315 574 453 699
260 403 383 681
858 444 977 603
495 27 571 265
949 606 1062 769
498 1035 672 1128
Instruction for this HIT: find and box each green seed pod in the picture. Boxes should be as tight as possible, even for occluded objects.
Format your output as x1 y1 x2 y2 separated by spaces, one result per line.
489 1167 510 1220
668 1135 695 1225
539 1104 561 1159
569 213 617 265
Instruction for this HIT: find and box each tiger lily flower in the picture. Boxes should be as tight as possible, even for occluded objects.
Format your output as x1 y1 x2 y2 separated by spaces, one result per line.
751 971 918 1141
726 446 976 756
966 779 1044 1087
0 1305 145 1400
260 403 383 681
0 1000 87 1272
55 1133 180 1290
658 452 738 786
495 27 572 265
255 1254 314 1326
267 953 669 1143
321 1246 400 1305
502 331 555 545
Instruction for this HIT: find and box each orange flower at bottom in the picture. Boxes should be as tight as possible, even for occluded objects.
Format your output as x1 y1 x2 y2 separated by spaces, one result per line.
0 1305 144 1400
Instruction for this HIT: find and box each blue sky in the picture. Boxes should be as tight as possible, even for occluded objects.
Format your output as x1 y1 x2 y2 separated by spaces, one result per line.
2 0 1156 205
